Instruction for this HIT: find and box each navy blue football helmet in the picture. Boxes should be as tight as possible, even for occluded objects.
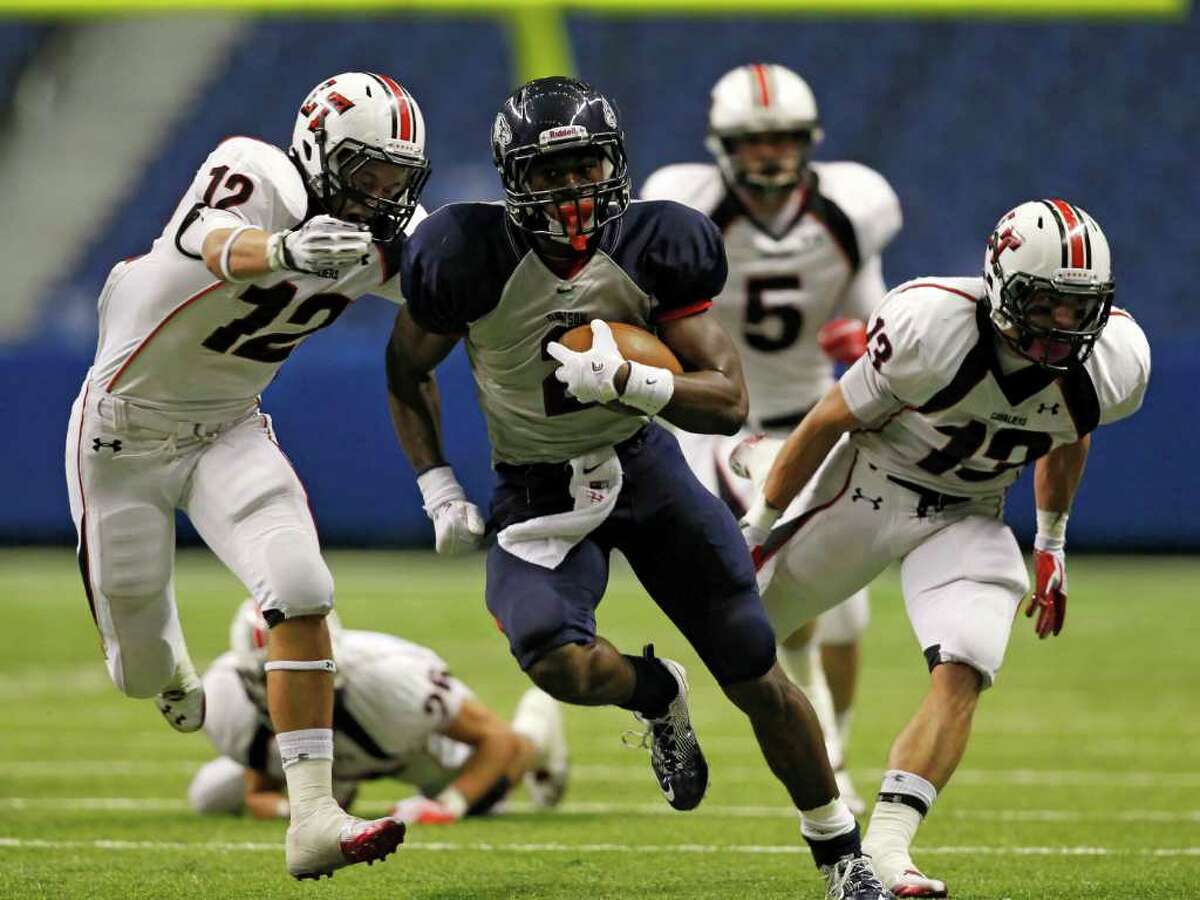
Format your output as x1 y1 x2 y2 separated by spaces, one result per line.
492 76 631 243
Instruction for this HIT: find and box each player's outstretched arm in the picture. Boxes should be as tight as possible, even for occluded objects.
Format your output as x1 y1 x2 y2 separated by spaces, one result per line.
1026 434 1090 639
651 312 749 435
200 215 371 282
391 699 527 825
742 383 861 545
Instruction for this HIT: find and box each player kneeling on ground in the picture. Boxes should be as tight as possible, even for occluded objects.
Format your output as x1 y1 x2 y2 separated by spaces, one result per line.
738 200 1150 897
189 601 568 825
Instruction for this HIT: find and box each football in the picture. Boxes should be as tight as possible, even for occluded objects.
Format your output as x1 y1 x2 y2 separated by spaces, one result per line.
559 321 684 374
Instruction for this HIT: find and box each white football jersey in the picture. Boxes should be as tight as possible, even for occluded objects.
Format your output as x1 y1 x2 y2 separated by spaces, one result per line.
641 161 901 425
840 277 1150 498
88 137 424 419
203 630 472 792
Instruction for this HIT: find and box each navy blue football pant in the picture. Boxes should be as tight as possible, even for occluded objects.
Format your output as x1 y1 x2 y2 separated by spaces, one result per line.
485 424 777 686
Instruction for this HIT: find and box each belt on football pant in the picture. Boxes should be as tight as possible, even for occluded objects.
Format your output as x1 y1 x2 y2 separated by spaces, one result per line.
97 394 254 438
885 475 972 516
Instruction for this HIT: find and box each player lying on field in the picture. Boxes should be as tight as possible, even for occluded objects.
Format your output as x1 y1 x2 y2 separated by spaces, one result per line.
736 199 1150 897
189 601 568 825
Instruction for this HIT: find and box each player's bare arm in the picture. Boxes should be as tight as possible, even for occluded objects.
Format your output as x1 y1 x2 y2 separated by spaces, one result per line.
384 305 460 473
1027 434 1090 639
243 767 290 820
765 383 861 511
385 306 484 554
651 312 749 435
438 698 531 811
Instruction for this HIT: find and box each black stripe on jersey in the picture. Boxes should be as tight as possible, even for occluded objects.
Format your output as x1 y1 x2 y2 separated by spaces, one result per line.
710 191 743 233
1057 365 1101 437
173 203 208 261
366 72 398 139
247 723 274 772
333 690 393 760
1040 199 1069 268
809 189 861 273
1072 202 1093 268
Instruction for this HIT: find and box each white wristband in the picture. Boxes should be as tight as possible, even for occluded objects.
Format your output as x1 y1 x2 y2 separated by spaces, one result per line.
416 466 466 515
1035 508 1068 552
619 361 674 416
218 225 256 282
744 494 782 532
434 785 469 818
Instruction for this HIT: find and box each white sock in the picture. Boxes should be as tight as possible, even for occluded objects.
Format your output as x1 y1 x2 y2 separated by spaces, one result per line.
835 708 854 756
778 641 843 768
511 690 552 762
164 651 201 693
799 798 857 841
863 769 937 860
277 728 334 819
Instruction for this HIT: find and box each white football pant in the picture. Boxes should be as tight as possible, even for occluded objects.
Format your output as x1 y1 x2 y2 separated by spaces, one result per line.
66 383 333 698
760 439 1028 687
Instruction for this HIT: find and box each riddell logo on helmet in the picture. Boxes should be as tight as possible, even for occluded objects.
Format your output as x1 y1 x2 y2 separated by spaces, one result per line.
1056 268 1096 283
539 125 589 146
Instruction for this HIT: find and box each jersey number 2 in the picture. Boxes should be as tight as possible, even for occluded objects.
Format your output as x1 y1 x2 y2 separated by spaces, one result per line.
917 421 1053 481
744 275 804 353
202 282 351 363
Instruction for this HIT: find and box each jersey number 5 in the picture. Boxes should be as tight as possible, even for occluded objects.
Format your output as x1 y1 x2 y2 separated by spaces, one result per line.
744 275 804 353
202 282 351 363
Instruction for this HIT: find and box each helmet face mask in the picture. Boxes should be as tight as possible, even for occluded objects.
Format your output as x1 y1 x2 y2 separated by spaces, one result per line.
706 64 823 198
291 73 430 242
984 199 1115 371
493 77 631 248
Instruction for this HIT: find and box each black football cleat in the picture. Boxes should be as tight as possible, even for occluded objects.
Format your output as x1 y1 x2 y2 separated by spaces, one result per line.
820 853 896 900
629 644 708 811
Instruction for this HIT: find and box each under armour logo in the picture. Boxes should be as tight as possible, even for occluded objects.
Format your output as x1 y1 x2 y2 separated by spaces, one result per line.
92 438 123 454
591 361 605 372
851 487 883 510
1038 402 1060 415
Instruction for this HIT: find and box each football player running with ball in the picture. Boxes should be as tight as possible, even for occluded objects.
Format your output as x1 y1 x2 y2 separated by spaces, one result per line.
188 601 568 825
386 76 891 899
738 200 1150 896
642 63 903 813
66 73 430 879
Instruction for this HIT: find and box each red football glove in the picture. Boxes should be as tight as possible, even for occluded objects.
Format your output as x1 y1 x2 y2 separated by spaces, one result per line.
1026 548 1067 638
390 795 461 825
817 318 868 365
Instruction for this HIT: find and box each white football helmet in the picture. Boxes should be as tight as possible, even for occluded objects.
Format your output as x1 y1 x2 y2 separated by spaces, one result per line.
984 199 1114 369
705 63 824 193
229 598 343 668
290 72 430 241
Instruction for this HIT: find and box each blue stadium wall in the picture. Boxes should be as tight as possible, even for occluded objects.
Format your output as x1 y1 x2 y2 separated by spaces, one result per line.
4 14 1197 549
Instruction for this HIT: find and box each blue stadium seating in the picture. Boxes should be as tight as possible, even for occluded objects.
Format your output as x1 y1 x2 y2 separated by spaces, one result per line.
5 14 1197 548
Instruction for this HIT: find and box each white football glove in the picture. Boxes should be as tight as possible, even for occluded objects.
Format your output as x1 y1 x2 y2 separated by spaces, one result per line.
739 495 782 569
391 795 461 825
546 320 627 405
417 466 485 555
267 214 371 278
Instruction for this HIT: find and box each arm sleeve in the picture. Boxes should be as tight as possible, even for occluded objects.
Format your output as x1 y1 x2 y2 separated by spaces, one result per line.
839 292 947 425
1095 312 1152 425
642 202 728 322
400 206 506 335
837 255 888 322
175 138 306 259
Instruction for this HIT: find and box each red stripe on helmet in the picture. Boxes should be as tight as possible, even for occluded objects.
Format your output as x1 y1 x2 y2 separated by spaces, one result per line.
750 64 771 107
375 73 413 142
1050 198 1086 268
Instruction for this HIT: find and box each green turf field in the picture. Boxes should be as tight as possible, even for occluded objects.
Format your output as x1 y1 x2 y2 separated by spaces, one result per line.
1 549 1196 898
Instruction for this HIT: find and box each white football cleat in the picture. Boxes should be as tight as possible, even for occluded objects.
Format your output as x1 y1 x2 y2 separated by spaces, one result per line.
514 687 570 808
835 767 867 817
286 801 406 880
866 849 948 898
154 664 206 733
729 434 785 489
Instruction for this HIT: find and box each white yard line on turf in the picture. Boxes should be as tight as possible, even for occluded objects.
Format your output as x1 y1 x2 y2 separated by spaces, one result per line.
1 837 1198 857
4 797 1199 824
